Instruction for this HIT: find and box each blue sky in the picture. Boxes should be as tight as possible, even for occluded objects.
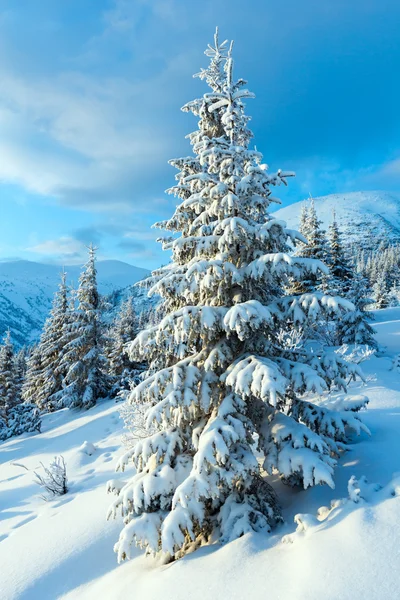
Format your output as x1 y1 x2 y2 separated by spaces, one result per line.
1 0 400 269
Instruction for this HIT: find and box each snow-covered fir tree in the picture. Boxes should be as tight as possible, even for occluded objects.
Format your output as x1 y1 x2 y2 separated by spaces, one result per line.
22 343 44 407
298 203 309 239
107 298 144 392
31 272 69 412
336 272 377 347
326 210 353 294
56 246 109 409
14 346 28 394
292 198 328 293
0 331 19 417
108 31 368 561
0 332 40 441
373 270 390 309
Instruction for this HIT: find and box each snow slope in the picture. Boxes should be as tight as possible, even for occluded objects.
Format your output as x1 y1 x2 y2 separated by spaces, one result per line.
1 309 400 600
274 191 400 251
0 260 149 346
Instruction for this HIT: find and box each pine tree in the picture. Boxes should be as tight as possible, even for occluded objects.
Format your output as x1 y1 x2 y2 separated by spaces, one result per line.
287 203 311 295
0 332 40 441
34 272 69 411
326 211 353 294
57 246 109 409
0 332 19 417
14 346 28 395
373 270 390 309
22 343 44 407
336 272 377 347
108 297 143 392
108 31 368 561
298 203 309 240
293 198 328 292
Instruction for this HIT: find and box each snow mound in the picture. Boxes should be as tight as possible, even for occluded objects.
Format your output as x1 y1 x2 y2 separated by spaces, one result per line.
79 441 97 456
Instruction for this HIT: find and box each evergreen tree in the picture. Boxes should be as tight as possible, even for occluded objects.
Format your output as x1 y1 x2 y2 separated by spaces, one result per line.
337 272 377 347
22 343 44 407
326 211 353 294
298 203 309 240
108 31 367 561
108 297 143 391
373 270 390 309
293 198 328 292
0 332 19 417
14 346 28 395
0 332 40 441
34 272 69 411
287 203 311 295
56 246 109 409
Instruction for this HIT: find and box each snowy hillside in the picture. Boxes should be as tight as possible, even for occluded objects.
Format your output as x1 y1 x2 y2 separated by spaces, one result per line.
1 309 399 600
0 260 149 346
274 191 400 251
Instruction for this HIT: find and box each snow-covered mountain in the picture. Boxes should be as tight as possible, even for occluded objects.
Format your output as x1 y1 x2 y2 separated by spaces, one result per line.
274 191 400 251
0 260 149 346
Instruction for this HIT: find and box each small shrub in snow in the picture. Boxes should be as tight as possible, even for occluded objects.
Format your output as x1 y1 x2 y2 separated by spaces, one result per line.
34 456 68 500
118 397 155 450
335 344 376 366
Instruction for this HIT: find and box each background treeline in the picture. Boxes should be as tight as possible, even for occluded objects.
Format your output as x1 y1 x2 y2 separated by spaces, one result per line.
1 201 386 442
0 246 157 441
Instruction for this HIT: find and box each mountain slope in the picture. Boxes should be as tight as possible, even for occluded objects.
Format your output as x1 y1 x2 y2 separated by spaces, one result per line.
0 260 149 346
274 191 400 251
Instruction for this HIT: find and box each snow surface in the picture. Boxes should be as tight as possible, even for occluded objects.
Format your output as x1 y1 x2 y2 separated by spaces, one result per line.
274 191 400 252
1 309 400 599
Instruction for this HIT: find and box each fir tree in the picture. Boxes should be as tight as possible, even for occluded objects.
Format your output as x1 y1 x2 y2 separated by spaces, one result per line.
0 332 40 441
0 332 19 417
326 211 353 294
293 198 328 292
22 344 44 407
337 272 377 347
108 297 143 392
373 270 390 309
14 346 28 396
108 31 367 561
34 272 69 411
287 202 310 295
57 246 109 409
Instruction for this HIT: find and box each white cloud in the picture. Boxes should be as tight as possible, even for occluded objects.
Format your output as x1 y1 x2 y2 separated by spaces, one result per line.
26 236 88 263
0 6 195 214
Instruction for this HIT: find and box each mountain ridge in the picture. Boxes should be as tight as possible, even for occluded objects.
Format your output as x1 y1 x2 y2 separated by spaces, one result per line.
274 190 400 251
0 259 149 346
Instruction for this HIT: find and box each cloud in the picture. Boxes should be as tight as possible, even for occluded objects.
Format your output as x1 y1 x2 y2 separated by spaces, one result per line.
26 236 88 263
118 239 146 252
0 256 23 263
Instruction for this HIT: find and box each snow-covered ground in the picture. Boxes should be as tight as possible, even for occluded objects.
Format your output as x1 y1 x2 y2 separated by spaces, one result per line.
1 309 400 600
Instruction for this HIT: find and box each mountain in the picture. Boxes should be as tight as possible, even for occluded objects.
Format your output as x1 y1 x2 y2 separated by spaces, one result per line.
273 191 400 252
0 259 149 346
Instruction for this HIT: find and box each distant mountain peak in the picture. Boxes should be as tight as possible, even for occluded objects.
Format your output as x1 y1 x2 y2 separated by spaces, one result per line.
274 190 400 251
0 259 150 346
